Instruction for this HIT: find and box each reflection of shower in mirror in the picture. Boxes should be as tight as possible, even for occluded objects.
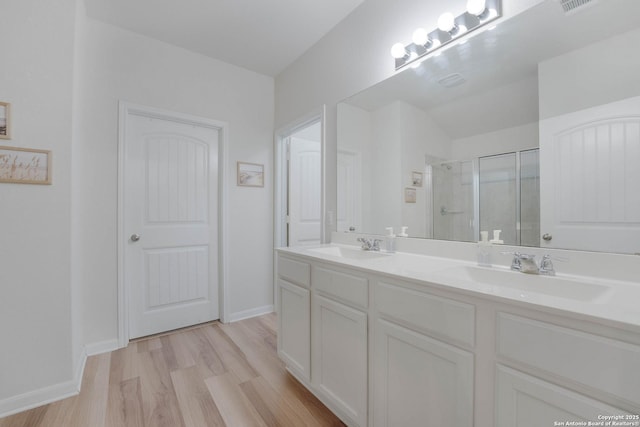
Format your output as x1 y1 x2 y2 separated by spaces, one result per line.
440 206 464 215
428 149 540 246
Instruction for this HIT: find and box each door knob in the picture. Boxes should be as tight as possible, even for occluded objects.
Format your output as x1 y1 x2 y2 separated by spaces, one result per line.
542 233 552 241
130 234 141 242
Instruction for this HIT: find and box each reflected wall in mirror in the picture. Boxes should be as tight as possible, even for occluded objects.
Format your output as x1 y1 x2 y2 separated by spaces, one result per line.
337 0 640 254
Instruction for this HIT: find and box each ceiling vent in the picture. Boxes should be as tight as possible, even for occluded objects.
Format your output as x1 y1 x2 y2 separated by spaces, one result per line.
559 0 598 14
437 73 466 88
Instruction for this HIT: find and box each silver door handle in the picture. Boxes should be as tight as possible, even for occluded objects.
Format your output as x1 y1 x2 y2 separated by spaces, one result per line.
130 234 141 242
542 233 552 241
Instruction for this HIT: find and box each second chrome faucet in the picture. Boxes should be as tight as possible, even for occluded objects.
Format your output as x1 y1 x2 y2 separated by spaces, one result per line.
506 252 560 276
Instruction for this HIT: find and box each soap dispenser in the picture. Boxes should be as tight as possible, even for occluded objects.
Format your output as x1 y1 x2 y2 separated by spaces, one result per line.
385 227 396 253
477 230 492 267
489 229 504 244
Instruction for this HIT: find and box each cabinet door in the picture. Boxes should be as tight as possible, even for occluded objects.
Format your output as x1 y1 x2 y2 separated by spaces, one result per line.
496 365 628 427
374 319 473 427
313 294 367 427
278 279 310 381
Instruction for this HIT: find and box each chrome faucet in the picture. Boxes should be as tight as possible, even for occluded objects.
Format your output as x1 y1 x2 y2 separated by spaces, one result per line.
510 253 539 274
505 252 560 276
357 237 382 251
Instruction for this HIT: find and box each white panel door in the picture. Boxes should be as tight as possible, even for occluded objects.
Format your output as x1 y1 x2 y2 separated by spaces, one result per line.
312 294 367 426
125 112 219 339
374 319 474 427
289 137 321 246
539 95 640 253
337 149 361 233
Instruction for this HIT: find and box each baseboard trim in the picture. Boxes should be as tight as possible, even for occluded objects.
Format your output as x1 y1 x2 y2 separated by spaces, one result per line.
0 347 87 419
84 339 119 356
227 304 274 323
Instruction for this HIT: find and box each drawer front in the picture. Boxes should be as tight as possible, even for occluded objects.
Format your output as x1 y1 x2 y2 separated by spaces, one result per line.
278 256 311 288
313 266 368 309
497 312 640 405
376 281 475 347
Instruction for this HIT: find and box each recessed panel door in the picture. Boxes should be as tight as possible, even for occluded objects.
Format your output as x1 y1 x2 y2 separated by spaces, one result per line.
125 112 219 339
289 136 321 246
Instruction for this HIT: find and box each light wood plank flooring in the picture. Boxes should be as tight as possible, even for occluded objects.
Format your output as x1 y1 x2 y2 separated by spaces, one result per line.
0 314 345 427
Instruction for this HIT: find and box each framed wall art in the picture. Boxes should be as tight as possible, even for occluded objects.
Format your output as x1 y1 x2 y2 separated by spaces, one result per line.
412 171 423 187
404 187 416 203
0 102 10 140
237 161 264 187
0 146 52 185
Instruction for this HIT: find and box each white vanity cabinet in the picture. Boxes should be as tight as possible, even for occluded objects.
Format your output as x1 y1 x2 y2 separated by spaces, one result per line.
277 256 311 382
277 254 369 426
311 265 369 427
494 312 640 426
373 280 475 427
276 248 640 427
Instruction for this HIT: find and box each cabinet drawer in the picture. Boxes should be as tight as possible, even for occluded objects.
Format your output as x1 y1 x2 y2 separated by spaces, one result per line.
313 266 368 309
376 281 475 347
278 256 310 288
497 313 640 405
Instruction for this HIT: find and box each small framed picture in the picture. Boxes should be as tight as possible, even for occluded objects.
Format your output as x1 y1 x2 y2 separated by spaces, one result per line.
404 187 416 203
412 171 423 187
237 161 264 187
0 146 52 185
0 102 10 140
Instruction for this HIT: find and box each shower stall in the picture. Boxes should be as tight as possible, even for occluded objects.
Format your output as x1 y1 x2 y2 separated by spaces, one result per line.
427 149 540 246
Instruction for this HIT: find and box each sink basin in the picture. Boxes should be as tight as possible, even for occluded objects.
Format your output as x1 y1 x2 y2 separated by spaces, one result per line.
436 265 611 302
307 246 390 260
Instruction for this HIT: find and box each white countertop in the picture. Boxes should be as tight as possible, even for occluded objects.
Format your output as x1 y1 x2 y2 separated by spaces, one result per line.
277 244 640 330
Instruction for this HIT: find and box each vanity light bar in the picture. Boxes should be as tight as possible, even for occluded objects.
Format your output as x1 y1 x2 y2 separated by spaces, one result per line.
391 0 502 71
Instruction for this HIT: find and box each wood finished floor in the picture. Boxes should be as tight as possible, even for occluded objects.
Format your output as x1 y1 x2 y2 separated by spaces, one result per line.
0 314 346 427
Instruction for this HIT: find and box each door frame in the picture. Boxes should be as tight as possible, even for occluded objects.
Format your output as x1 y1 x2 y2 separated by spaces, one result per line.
273 106 327 249
117 102 229 347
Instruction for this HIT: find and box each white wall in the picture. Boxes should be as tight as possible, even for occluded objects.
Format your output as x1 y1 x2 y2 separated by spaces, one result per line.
275 0 544 242
399 102 452 237
76 15 275 340
0 0 76 408
450 122 539 160
336 103 370 233
1 0 275 414
539 27 640 120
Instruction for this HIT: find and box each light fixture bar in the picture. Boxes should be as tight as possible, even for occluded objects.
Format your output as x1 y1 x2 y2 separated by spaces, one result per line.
392 0 502 70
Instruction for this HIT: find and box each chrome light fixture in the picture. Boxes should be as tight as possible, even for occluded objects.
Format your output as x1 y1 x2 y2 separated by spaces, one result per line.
390 0 501 70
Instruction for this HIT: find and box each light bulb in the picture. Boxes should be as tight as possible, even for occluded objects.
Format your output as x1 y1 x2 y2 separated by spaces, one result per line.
390 43 408 59
466 0 486 16
412 28 429 46
437 12 456 32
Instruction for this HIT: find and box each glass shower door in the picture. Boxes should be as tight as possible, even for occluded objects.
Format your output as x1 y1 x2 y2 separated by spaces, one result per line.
520 149 540 247
431 160 475 242
478 149 540 246
479 153 517 245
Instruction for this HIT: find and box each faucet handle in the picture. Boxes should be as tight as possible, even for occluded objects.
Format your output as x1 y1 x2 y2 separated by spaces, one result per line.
539 254 567 276
500 251 523 271
372 239 383 251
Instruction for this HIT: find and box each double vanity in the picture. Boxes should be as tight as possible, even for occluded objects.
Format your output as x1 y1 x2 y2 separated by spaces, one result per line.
275 237 640 427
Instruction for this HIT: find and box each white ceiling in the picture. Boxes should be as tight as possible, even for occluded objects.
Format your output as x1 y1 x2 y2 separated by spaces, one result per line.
84 0 365 77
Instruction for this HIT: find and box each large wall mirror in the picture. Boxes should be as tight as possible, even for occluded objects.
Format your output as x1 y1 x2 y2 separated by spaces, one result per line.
337 0 640 254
